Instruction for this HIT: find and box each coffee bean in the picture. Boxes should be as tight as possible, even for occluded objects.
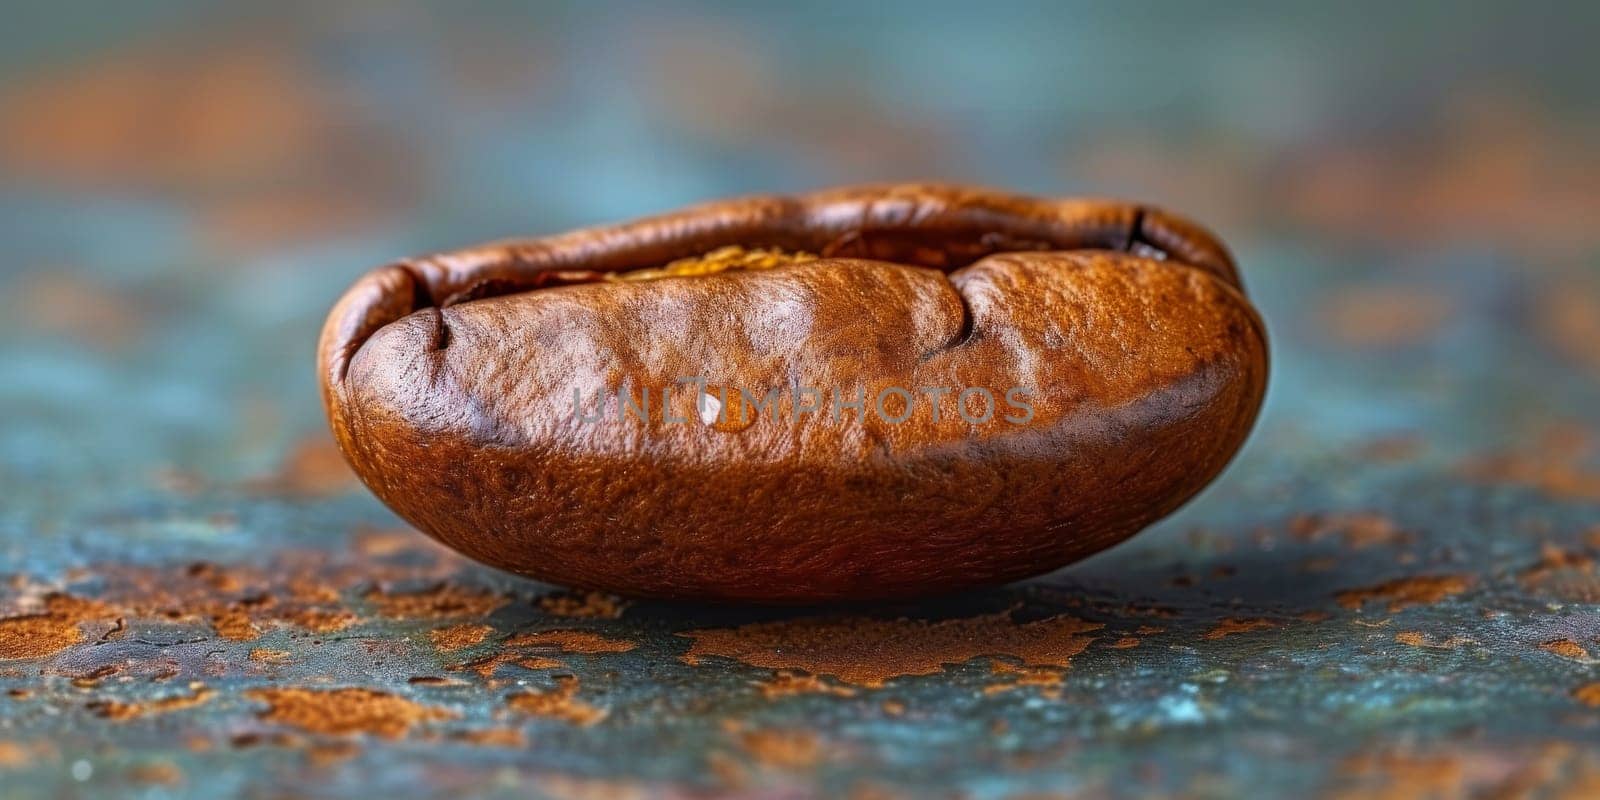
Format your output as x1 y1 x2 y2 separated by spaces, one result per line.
319 184 1267 602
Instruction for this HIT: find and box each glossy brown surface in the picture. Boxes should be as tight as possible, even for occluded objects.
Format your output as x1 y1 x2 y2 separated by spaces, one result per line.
318 184 1268 601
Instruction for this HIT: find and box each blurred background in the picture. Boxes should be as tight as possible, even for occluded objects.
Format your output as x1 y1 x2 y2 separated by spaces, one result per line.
2 2 1600 797
1 0 1596 494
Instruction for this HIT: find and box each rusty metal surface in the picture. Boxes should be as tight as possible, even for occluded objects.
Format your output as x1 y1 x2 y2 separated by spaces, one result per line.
2 3 1600 798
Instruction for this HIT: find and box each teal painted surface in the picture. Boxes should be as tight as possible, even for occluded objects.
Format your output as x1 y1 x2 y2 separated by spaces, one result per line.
1 2 1598 797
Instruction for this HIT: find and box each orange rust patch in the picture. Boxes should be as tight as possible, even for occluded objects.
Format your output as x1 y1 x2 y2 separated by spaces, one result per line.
307 741 362 767
70 664 120 688
1465 455 1600 502
182 562 244 593
454 728 526 747
1276 90 1600 260
280 607 358 633
0 615 82 661
0 594 115 660
537 591 629 619
450 651 565 680
249 648 290 664
520 773 660 800
0 740 43 768
48 595 111 617
1461 429 1600 502
0 35 406 210
754 670 857 699
407 676 465 687
229 731 301 750
506 677 606 726
430 623 493 653
504 629 637 654
1541 639 1592 660
678 611 1101 688
1290 512 1407 549
1332 751 1466 800
1330 742 1600 798
285 576 342 605
353 527 428 557
1394 631 1473 649
1115 602 1178 619
1336 575 1473 611
50 544 473 636
1519 546 1600 602
705 750 747 791
246 687 455 738
1107 637 1141 649
1537 283 1600 377
738 728 822 769
1573 683 1600 707
88 684 213 721
1203 618 1280 640
212 609 260 642
366 584 507 620
516 656 565 670
127 762 183 785
984 661 1065 696
1316 286 1452 348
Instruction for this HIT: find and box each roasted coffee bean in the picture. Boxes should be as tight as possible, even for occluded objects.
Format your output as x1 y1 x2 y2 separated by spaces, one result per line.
319 184 1268 602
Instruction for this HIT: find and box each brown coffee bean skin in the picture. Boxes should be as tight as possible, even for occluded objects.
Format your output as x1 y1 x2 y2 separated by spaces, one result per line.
319 184 1268 602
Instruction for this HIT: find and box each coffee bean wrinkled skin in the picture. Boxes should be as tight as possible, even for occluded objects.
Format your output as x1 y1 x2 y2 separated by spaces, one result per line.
319 184 1268 602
